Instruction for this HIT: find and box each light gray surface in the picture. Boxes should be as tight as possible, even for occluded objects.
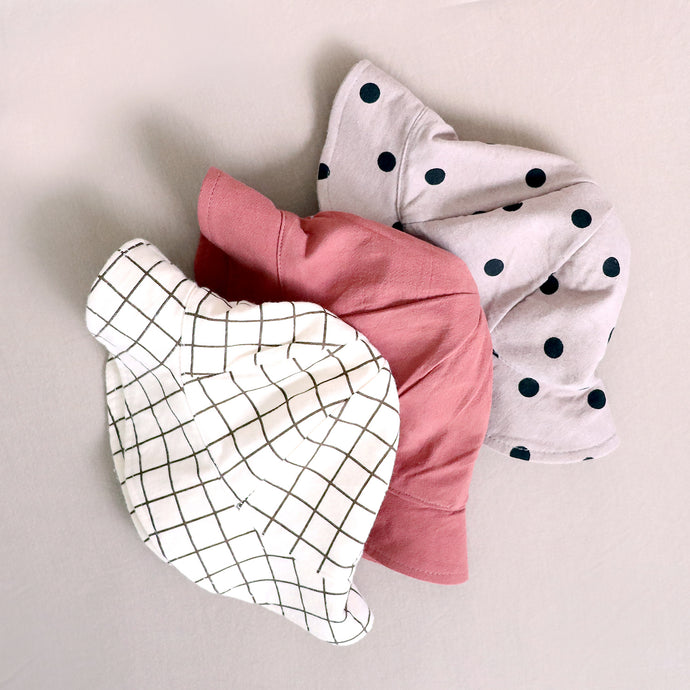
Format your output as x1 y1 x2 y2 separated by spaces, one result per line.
1 1 689 688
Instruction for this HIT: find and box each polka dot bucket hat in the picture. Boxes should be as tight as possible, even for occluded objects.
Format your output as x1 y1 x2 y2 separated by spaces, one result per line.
317 60 631 464
86 239 400 644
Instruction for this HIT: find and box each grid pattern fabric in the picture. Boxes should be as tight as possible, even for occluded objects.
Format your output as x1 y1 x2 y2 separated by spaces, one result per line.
85 239 400 645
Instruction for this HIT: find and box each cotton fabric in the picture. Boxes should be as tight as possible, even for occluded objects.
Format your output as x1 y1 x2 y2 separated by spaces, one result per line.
86 239 400 645
317 59 631 463
195 168 493 584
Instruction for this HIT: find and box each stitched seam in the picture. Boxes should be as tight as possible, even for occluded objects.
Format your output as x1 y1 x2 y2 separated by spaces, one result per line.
395 104 429 225
490 198 615 333
401 177 596 226
365 546 465 578
485 431 618 456
276 211 286 292
204 169 222 239
385 485 466 513
177 282 206 382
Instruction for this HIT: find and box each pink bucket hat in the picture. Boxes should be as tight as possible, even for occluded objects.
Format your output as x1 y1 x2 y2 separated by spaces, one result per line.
317 60 630 464
195 168 493 584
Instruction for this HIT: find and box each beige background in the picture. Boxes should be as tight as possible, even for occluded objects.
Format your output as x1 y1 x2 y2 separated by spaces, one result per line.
1 1 689 688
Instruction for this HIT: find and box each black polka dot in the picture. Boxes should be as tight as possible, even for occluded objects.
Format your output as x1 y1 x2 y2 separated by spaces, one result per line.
503 202 523 212
582 456 594 461
518 378 539 397
544 337 564 358
377 151 396 172
603 257 620 277
539 274 559 295
317 163 330 180
392 221 403 230
425 168 446 185
359 82 380 103
608 327 615 343
571 209 592 228
525 168 546 188
510 446 531 461
492 349 499 358
587 389 606 409
472 210 486 215
484 259 504 276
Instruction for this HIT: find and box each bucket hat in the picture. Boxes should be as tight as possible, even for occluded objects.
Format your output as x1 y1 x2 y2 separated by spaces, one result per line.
195 169 493 584
317 59 630 463
86 239 399 644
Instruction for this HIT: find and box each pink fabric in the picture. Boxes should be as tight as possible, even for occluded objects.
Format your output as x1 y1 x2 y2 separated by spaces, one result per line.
194 168 493 584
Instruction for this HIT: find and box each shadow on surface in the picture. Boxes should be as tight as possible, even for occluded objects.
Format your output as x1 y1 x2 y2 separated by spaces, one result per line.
23 188 135 315
23 42 559 317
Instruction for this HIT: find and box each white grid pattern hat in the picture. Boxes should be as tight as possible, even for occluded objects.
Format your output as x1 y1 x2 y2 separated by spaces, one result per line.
318 60 630 464
85 239 399 645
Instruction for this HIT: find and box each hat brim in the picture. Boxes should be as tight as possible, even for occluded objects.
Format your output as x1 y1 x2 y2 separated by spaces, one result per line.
484 355 620 464
363 488 468 585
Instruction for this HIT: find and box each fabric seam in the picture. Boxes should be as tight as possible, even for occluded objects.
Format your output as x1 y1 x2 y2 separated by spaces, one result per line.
204 168 222 241
385 485 467 513
395 105 429 224
276 210 287 292
484 431 618 457
365 545 465 578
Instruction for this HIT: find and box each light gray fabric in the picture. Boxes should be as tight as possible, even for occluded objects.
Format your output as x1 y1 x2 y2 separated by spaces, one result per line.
317 60 630 464
85 239 400 644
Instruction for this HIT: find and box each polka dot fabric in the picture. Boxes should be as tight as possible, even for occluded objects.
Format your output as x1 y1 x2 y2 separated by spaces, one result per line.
317 60 631 464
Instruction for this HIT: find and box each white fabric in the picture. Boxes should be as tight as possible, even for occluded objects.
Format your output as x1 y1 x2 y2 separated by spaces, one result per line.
85 239 399 645
318 60 630 464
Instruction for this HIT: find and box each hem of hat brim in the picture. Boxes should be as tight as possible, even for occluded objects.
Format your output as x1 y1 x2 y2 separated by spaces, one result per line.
363 546 468 585
363 488 469 585
107 355 376 645
483 431 620 464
